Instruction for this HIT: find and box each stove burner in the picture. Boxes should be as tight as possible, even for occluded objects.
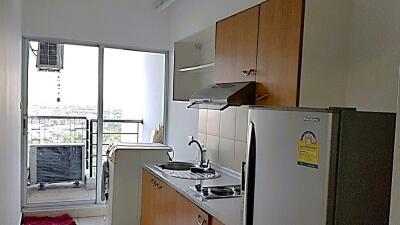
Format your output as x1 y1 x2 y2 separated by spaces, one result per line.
210 187 234 196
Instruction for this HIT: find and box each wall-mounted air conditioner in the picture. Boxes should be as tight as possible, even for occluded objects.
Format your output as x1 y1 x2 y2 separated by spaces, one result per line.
29 144 85 185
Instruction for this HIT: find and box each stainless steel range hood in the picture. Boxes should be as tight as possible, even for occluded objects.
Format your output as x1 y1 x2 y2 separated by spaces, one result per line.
188 82 256 110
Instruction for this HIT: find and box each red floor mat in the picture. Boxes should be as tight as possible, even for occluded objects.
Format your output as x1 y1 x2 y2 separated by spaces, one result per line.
24 214 76 225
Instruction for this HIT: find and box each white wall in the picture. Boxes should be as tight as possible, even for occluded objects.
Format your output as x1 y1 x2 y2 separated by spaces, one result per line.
391 76 400 224
346 1 400 223
299 0 352 108
301 0 399 113
21 0 170 51
0 0 22 223
142 53 166 143
345 0 400 113
165 0 264 160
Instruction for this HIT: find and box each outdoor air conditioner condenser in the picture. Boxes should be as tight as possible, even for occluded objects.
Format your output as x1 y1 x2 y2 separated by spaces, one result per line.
36 42 64 72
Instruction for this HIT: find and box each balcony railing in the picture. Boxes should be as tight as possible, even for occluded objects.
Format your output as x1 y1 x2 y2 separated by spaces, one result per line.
28 116 143 177
89 119 143 177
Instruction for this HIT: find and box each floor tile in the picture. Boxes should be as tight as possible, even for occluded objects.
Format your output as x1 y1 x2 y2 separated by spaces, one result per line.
76 217 106 225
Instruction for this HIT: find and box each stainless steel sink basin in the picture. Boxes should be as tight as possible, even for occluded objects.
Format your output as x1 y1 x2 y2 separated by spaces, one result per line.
158 162 196 171
156 161 221 180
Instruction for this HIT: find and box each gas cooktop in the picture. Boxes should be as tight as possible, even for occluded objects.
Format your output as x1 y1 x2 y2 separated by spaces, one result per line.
191 184 242 199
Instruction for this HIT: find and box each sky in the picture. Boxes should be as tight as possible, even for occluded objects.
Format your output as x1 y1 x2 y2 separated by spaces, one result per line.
28 42 164 120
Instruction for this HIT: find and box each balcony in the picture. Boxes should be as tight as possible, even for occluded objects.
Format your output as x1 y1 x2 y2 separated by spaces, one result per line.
27 116 143 204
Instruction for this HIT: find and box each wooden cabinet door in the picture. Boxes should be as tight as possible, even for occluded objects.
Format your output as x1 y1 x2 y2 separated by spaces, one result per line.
154 179 176 225
211 218 225 225
215 5 260 83
141 170 156 225
256 0 304 106
176 193 210 225
141 170 176 225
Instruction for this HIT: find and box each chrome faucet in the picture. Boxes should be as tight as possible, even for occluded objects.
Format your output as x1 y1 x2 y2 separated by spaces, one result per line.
188 136 207 168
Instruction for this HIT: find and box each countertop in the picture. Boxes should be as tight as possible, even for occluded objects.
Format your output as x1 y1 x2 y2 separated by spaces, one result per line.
144 164 244 225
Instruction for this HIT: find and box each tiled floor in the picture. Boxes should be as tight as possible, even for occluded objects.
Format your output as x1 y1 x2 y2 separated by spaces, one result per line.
75 217 106 225
27 183 96 204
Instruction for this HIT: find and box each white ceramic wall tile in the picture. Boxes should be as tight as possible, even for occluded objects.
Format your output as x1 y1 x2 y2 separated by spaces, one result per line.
205 135 219 162
206 110 221 136
219 138 235 169
198 132 207 145
235 106 249 142
198 109 208 133
234 141 247 171
197 133 207 161
220 107 237 140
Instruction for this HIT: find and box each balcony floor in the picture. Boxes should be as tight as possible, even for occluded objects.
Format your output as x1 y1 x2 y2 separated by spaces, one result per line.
27 183 96 204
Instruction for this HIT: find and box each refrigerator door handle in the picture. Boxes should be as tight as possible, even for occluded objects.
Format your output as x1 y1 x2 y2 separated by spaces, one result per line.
244 121 256 225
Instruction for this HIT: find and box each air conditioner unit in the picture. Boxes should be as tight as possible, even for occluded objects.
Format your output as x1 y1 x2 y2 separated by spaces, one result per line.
36 42 64 72
29 144 85 185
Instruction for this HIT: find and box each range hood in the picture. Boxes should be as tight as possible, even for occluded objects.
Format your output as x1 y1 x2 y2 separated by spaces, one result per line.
188 82 256 110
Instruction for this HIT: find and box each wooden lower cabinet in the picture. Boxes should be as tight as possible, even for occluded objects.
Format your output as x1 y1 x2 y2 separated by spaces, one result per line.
141 170 176 225
211 218 225 225
176 193 210 225
141 169 225 225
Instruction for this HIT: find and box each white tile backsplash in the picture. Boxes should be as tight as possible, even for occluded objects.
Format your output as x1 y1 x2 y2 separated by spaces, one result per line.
198 106 249 172
198 132 207 145
234 141 247 171
206 110 221 136
219 138 235 169
220 107 237 139
235 106 249 142
206 134 219 162
198 109 208 133
197 132 207 161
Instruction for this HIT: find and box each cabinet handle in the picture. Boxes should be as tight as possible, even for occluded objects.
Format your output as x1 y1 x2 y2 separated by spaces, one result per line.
197 215 206 225
151 179 162 189
154 182 162 189
242 69 256 77
256 93 270 101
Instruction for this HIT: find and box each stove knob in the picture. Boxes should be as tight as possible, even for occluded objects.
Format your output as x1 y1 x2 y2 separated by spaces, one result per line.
202 188 209 196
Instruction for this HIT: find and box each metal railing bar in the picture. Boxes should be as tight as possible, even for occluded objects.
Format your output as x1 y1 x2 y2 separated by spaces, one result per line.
90 119 144 123
92 132 139 135
28 116 89 120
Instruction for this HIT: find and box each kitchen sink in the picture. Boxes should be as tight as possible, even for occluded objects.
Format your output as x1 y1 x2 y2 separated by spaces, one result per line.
157 161 196 170
156 161 221 180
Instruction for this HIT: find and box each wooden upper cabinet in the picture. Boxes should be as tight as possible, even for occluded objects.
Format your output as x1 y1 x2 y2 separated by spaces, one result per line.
215 5 260 83
141 170 176 225
255 0 304 106
176 193 210 225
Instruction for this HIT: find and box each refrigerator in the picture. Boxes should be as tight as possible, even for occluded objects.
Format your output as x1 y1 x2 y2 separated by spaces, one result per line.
244 107 396 225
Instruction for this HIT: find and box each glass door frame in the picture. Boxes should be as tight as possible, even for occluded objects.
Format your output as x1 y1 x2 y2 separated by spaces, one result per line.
21 37 169 209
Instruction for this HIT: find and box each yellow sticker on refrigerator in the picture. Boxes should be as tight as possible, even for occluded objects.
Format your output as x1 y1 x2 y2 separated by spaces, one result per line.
297 131 320 169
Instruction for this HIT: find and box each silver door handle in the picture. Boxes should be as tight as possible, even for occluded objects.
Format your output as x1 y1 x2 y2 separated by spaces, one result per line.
242 69 256 76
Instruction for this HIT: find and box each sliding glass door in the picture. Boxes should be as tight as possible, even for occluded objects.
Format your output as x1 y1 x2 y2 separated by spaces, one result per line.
22 41 99 207
21 39 168 208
